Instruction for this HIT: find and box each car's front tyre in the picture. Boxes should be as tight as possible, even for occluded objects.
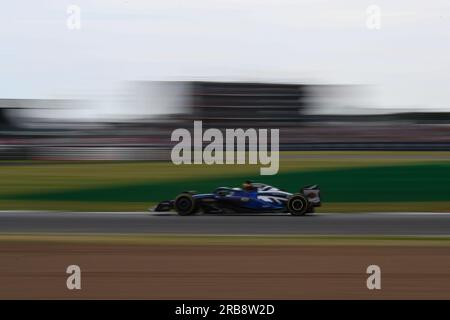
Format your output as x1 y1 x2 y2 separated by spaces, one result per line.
287 193 309 216
174 193 198 216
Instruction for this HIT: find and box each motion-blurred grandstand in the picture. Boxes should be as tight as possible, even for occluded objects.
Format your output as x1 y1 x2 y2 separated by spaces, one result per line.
1 81 449 160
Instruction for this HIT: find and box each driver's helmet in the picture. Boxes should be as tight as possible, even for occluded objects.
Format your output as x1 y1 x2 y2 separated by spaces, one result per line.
242 180 255 191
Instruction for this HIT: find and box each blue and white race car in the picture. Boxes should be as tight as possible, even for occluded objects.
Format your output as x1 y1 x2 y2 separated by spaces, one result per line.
153 181 321 216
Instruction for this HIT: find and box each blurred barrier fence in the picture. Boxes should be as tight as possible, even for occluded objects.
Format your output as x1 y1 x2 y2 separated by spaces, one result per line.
31 146 170 161
282 142 450 151
2 143 450 161
0 145 170 161
0 146 31 160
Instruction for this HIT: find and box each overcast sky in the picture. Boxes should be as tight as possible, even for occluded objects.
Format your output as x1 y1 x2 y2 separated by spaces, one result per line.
0 0 449 117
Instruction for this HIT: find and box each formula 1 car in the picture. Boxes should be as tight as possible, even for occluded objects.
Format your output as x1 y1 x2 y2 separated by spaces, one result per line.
152 182 321 216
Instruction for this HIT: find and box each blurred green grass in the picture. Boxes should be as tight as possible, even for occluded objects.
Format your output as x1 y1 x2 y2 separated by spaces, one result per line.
0 151 449 212
1 233 450 246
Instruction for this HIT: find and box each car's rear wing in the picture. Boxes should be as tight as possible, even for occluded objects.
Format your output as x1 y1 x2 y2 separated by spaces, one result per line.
301 185 321 206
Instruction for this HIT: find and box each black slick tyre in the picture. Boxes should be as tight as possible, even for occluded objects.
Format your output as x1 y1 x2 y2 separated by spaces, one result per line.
287 193 309 216
174 193 197 216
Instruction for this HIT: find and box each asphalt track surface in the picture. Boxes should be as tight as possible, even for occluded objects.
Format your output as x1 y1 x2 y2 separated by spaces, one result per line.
0 211 449 235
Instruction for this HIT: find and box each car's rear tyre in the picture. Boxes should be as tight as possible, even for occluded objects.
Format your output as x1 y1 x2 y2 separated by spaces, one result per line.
174 193 197 216
287 194 309 216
